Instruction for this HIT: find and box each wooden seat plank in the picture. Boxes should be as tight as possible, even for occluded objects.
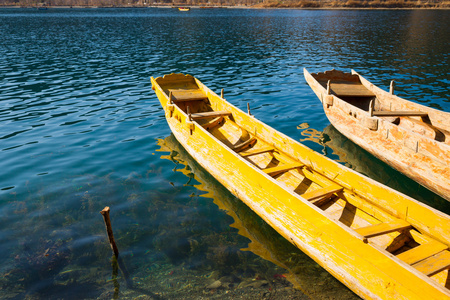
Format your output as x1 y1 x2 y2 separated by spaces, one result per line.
397 240 448 265
329 83 375 97
373 111 428 117
169 89 207 102
301 185 343 202
412 250 450 276
240 146 275 157
191 111 231 120
263 163 304 176
232 138 256 153
201 116 224 130
355 219 411 239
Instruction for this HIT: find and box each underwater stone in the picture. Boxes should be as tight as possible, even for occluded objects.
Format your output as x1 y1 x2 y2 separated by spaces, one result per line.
206 280 222 289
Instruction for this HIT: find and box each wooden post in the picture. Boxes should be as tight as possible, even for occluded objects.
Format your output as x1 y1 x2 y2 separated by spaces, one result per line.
390 80 395 95
369 100 374 117
247 102 251 116
327 80 331 95
221 89 224 99
100 207 119 258
169 91 173 104
187 106 191 121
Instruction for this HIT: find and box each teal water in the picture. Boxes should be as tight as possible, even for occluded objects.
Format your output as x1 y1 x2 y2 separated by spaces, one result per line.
0 7 449 299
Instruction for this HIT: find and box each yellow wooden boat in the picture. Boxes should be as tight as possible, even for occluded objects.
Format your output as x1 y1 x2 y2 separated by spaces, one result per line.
151 73 450 299
178 7 190 11
304 69 450 202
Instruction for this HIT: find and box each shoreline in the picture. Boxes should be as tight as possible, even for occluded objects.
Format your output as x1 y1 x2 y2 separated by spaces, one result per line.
0 4 449 10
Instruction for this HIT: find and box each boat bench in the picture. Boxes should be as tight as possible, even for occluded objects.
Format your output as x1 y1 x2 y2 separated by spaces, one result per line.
301 184 343 206
169 89 208 102
354 218 450 276
397 239 448 265
355 219 411 239
190 111 232 120
372 111 428 117
328 82 375 97
411 250 450 276
240 146 275 157
232 137 257 152
263 163 305 177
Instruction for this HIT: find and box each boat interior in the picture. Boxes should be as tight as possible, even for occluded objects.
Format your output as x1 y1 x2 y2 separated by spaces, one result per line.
154 74 450 290
312 71 450 144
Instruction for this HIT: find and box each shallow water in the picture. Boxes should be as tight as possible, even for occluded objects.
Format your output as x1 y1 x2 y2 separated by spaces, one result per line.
0 7 449 299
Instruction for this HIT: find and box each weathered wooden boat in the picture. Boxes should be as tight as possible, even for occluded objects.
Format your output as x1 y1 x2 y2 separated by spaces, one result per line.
178 7 190 11
151 73 450 299
304 69 450 202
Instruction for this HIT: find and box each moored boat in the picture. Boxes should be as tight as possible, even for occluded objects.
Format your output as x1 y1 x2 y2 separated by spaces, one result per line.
178 7 190 11
304 69 450 202
151 73 450 299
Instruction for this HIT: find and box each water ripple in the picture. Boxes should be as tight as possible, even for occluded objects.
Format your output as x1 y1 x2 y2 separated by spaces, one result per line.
0 7 448 299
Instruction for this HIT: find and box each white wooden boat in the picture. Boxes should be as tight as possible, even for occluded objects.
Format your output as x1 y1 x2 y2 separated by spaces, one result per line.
304 69 450 202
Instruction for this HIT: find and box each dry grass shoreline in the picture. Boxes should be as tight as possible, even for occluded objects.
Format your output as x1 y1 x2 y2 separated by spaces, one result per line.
1 5 450 9
253 0 450 8
1 0 449 9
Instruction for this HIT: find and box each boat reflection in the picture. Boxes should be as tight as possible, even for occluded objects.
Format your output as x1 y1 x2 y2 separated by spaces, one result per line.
157 134 359 299
298 124 449 213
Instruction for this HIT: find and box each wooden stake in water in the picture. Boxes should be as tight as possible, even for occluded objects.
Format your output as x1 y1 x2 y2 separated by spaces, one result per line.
100 206 119 258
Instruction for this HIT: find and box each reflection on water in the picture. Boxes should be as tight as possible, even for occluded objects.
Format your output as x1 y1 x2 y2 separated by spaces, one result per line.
157 134 359 299
297 124 450 214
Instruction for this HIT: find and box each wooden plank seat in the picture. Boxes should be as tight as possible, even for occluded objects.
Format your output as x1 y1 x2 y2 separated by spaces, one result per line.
232 137 256 153
397 240 448 265
301 184 343 205
263 163 304 177
412 250 450 276
372 111 428 117
355 219 411 240
328 82 375 97
201 116 224 130
240 146 275 157
380 116 400 124
191 111 232 120
169 89 208 102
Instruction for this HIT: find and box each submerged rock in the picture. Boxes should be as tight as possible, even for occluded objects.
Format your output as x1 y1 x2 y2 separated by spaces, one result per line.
206 280 222 289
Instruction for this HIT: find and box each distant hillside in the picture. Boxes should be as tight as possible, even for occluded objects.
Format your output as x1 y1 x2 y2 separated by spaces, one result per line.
0 0 449 8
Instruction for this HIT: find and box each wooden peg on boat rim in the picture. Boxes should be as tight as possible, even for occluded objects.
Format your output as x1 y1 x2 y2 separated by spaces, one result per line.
221 89 224 99
247 103 252 116
369 100 374 117
187 106 192 121
327 80 331 95
390 80 395 95
186 106 194 135
100 206 119 258
169 91 173 104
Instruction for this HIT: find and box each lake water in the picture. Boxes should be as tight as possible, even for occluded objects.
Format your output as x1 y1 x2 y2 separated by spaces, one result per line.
0 7 449 299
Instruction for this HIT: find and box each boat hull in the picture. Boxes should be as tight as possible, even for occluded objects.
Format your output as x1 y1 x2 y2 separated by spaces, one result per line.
304 69 450 202
152 74 450 300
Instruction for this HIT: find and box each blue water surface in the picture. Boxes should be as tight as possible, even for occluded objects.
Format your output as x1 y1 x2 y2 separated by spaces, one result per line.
0 7 449 299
